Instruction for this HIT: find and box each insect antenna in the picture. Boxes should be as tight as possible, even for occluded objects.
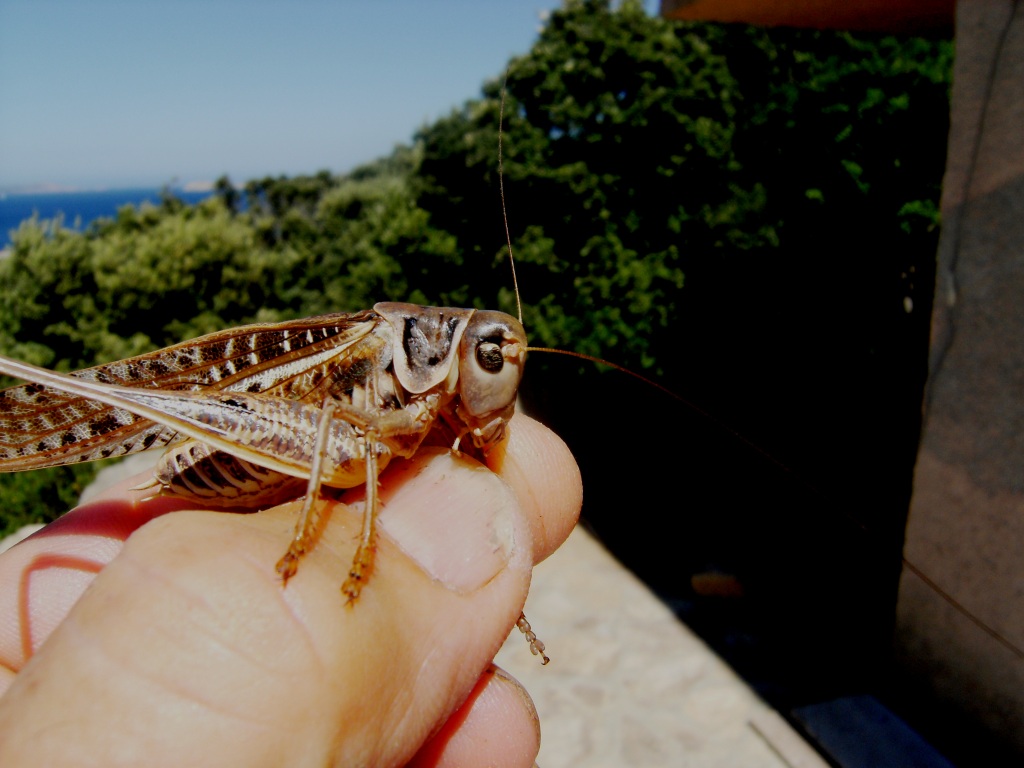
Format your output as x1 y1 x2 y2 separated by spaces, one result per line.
498 71 523 326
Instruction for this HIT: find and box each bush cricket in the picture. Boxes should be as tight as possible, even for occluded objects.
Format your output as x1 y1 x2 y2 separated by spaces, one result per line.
0 304 527 579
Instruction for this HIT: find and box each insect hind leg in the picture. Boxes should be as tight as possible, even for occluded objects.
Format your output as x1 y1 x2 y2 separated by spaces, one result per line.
339 433 379 602
273 398 383 604
275 399 340 586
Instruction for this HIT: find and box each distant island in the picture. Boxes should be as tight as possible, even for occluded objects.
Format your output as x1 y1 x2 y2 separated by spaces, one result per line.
0 179 220 197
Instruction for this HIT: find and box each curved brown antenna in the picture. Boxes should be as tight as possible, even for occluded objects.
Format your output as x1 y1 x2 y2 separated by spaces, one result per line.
526 346 683 403
498 72 523 325
526 346 789 474
527 346 1024 660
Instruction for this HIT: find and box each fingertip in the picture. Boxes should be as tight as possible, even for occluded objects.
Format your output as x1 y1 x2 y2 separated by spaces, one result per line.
407 664 540 768
489 415 582 563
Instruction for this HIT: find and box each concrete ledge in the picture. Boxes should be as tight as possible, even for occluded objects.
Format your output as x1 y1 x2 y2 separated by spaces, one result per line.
495 526 827 767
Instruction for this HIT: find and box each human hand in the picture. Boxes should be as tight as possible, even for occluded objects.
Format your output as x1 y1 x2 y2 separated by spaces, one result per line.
0 414 581 767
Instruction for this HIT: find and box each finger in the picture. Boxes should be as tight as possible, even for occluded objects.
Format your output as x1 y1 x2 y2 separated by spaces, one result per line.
0 485 205 673
408 665 540 768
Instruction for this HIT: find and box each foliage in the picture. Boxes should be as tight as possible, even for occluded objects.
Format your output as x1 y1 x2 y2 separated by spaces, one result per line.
0 198 295 369
0 464 96 538
415 0 951 381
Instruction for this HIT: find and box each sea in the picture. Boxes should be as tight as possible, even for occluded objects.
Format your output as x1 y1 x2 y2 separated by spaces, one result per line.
0 188 216 250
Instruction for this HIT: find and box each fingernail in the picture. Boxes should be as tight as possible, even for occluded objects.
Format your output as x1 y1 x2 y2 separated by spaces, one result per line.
490 664 541 737
377 449 519 593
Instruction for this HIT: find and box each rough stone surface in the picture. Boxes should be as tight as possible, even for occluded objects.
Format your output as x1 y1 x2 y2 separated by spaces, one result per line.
896 0 1024 755
496 527 827 768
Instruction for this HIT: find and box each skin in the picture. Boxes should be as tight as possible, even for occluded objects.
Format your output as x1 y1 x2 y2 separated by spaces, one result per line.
0 414 581 767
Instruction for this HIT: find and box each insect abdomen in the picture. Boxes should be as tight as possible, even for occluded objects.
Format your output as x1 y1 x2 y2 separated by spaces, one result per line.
156 441 306 508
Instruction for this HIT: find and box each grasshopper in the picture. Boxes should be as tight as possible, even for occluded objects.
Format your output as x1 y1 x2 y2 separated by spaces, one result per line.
0 304 529 598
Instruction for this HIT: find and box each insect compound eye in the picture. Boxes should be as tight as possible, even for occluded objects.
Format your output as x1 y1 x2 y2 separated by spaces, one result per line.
458 311 528 419
476 341 504 373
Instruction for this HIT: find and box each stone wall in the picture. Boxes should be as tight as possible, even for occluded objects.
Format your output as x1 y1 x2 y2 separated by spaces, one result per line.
896 0 1024 756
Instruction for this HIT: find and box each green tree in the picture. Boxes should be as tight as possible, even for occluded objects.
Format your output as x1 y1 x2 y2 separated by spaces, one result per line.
213 175 240 214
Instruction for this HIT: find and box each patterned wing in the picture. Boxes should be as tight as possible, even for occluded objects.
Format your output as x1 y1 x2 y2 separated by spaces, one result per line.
0 310 382 471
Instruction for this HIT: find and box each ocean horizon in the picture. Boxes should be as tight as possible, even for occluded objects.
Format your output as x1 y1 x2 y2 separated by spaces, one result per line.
0 187 216 249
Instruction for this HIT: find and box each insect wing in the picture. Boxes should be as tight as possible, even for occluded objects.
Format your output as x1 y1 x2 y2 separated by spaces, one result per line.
0 353 363 482
0 311 380 471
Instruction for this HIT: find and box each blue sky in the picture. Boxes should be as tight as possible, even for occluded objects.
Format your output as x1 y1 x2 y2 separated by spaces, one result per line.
0 1 659 192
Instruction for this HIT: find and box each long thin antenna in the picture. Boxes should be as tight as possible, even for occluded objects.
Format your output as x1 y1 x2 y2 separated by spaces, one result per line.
498 73 523 325
527 345 1024 661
